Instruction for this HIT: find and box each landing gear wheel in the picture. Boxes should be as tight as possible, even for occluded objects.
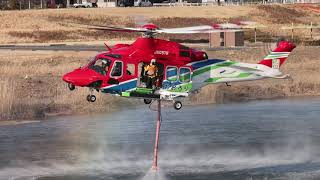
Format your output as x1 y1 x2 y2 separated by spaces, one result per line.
87 95 96 102
68 83 75 91
173 101 182 110
144 99 152 104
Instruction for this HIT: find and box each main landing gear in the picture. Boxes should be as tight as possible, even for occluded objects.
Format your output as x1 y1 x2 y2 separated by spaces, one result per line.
87 88 96 102
145 99 182 110
144 98 152 104
173 101 182 110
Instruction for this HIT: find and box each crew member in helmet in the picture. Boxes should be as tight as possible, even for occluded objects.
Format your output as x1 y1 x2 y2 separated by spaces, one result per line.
101 59 110 75
144 59 158 89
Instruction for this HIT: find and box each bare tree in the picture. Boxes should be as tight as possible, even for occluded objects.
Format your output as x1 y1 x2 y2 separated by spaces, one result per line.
9 0 17 9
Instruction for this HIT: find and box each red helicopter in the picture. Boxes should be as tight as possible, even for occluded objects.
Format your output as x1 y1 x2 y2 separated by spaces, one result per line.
62 23 296 110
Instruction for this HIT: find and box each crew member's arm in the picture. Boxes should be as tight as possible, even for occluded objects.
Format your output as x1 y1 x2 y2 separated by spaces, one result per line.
155 66 158 76
144 65 149 72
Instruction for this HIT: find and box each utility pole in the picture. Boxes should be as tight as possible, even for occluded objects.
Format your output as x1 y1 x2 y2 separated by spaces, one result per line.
291 22 294 41
310 22 313 39
208 32 211 48
254 27 257 44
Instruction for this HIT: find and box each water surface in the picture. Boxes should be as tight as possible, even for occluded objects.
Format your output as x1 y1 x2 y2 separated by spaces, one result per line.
0 98 320 180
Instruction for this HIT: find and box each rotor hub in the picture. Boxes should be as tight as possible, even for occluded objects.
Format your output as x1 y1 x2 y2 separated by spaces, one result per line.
141 23 159 31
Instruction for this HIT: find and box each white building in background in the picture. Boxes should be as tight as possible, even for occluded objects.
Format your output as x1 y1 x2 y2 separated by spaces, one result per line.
1 0 319 9
296 0 320 2
96 0 117 7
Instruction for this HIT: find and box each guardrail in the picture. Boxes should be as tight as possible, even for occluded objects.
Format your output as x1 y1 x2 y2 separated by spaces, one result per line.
153 3 213 6
152 1 319 7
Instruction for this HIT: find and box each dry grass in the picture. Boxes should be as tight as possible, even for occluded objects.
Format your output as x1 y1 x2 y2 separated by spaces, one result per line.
0 5 319 44
0 51 133 120
0 79 14 119
256 5 307 24
0 45 319 120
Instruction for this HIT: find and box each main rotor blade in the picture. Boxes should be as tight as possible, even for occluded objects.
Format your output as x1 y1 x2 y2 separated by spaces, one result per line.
159 22 265 34
214 22 267 29
158 25 242 34
77 24 149 33
76 23 259 35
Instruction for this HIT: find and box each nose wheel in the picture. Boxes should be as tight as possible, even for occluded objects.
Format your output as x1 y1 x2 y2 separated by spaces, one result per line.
87 94 96 102
68 83 75 91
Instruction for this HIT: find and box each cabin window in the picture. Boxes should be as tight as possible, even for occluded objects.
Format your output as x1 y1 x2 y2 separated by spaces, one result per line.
180 51 190 57
166 66 178 82
111 61 123 77
179 67 191 83
127 63 135 75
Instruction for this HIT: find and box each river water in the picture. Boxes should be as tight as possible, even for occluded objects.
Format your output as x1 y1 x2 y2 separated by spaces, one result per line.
0 98 320 180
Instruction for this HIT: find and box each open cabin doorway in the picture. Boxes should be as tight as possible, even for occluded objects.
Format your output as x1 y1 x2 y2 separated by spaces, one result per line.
137 62 164 89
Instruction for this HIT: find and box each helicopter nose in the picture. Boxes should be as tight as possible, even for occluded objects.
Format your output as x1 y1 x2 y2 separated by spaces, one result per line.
62 69 103 87
62 73 75 84
62 71 85 86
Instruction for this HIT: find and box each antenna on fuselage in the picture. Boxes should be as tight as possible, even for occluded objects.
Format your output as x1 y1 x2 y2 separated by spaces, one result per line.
104 42 112 52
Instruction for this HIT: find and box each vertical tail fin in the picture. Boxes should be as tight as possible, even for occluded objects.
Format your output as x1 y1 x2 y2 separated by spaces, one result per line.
259 41 296 69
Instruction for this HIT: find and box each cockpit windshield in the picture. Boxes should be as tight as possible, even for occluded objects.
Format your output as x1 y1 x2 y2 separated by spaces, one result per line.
90 58 112 76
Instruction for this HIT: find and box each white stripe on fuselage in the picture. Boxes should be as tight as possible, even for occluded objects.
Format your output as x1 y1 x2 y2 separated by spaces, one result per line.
101 78 138 90
232 63 282 76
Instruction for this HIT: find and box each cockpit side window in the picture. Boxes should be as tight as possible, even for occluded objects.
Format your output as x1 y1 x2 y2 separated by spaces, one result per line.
127 63 135 75
90 58 112 76
111 61 123 77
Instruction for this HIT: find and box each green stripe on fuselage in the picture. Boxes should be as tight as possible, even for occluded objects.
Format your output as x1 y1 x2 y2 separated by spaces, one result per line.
193 61 237 77
205 72 253 83
205 77 222 83
237 72 252 78
179 74 191 82
168 82 192 92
